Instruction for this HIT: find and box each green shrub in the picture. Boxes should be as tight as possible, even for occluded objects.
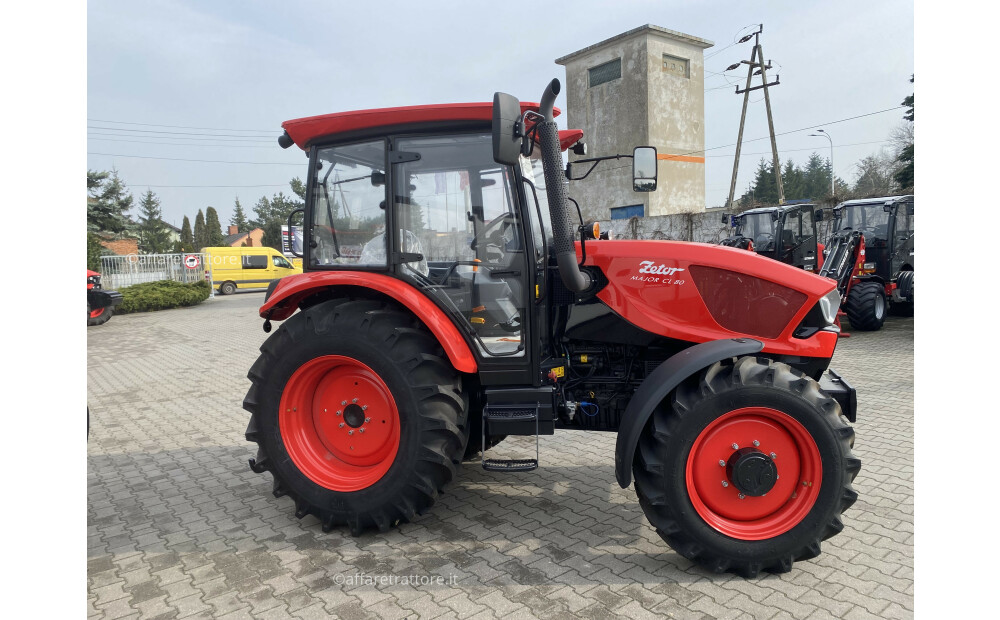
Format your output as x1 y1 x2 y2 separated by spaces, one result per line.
117 280 211 314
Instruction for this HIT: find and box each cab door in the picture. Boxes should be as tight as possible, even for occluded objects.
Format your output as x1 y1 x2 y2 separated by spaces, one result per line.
390 132 530 361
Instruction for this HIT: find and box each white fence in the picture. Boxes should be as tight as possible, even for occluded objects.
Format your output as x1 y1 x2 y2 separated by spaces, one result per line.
100 253 212 291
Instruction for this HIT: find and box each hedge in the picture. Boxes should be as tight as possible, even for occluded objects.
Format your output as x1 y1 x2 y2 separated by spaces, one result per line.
117 280 211 314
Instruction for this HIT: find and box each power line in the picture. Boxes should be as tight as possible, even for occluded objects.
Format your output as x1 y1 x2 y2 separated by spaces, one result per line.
87 137 281 148
88 130 275 143
87 125 275 138
705 140 892 158
87 118 274 132
87 152 302 165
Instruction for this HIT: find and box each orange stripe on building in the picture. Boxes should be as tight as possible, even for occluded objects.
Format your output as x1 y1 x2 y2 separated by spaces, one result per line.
657 153 705 164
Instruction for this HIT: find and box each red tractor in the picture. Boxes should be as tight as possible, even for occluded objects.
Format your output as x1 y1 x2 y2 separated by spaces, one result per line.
721 203 825 273
818 195 914 330
244 79 860 577
87 270 122 326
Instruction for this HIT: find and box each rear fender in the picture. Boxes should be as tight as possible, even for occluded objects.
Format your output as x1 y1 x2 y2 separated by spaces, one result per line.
614 338 764 488
259 272 477 373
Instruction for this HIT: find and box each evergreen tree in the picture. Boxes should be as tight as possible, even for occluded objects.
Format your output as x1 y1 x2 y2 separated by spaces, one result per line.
230 197 249 233
179 215 194 251
137 189 171 253
194 209 207 250
87 168 135 235
205 206 226 246
894 75 914 190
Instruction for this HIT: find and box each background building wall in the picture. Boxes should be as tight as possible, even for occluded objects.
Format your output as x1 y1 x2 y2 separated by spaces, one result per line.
556 25 712 222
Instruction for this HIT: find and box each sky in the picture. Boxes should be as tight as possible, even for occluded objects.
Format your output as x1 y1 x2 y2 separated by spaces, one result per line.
86 0 914 229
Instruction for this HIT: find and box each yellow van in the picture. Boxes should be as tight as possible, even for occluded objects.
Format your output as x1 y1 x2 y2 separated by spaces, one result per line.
203 246 302 295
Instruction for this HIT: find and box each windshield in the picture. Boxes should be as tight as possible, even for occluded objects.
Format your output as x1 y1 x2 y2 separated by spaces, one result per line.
738 212 777 246
835 204 890 238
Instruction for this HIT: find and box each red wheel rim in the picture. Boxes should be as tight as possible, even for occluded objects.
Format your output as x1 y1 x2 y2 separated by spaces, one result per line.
685 407 822 540
89 307 105 319
279 355 400 491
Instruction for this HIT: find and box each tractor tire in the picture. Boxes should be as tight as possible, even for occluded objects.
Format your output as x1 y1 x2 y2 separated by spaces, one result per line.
87 303 114 326
891 271 914 317
632 356 860 577
844 281 886 331
243 298 469 534
220 281 237 295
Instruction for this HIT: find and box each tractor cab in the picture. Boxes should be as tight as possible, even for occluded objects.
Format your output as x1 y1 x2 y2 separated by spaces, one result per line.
723 203 823 272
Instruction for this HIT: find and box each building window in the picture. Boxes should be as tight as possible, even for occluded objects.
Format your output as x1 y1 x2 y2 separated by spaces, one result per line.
611 204 644 220
662 54 689 78
589 58 621 87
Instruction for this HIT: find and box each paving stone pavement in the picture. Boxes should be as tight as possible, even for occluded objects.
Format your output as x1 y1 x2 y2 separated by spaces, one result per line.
87 292 914 619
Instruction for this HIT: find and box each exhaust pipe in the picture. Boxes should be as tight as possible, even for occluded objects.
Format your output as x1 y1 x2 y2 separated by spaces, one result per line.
536 79 591 293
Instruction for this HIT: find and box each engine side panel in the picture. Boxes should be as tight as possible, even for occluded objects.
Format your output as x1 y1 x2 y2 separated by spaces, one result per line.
581 240 838 358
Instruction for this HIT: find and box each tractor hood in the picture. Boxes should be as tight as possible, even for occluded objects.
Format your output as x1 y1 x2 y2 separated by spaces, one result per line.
581 240 839 358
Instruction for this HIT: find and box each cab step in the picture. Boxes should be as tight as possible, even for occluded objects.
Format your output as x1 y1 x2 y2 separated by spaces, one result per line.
482 458 538 472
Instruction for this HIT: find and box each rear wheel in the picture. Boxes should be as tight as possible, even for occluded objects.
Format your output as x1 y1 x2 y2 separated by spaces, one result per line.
844 281 886 331
632 356 860 577
244 298 469 534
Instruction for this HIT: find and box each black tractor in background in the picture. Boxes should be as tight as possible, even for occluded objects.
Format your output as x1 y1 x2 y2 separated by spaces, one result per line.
818 195 914 330
721 203 825 273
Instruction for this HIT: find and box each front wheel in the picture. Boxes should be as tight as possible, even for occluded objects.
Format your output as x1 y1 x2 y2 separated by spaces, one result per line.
87 303 113 326
220 281 237 295
632 356 860 577
845 281 886 331
243 298 469 534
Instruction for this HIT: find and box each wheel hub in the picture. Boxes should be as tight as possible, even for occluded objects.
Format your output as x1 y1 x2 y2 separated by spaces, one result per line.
726 447 777 497
343 403 365 428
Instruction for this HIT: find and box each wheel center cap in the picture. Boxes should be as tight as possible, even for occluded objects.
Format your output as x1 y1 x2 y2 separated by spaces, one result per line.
726 447 778 497
343 403 365 428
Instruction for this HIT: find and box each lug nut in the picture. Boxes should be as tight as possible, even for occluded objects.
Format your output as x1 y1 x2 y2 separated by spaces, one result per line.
719 460 725 467
365 417 371 423
338 423 345 428
341 400 347 406
336 410 342 416
359 428 365 434
362 405 368 411
348 430 354 435
731 443 739 450
770 452 777 459
738 493 746 500
753 440 760 447
722 481 729 488
352 398 358 403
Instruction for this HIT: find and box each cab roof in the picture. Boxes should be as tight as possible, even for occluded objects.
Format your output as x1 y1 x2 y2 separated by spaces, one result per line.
834 195 913 209
740 203 814 216
281 102 561 150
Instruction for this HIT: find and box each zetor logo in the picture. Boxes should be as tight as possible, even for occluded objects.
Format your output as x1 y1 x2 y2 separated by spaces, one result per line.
638 261 685 277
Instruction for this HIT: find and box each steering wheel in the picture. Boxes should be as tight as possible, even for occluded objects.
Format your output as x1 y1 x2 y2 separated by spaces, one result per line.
471 213 517 263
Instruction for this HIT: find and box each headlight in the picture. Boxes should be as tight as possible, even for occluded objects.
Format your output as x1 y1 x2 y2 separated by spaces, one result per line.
863 262 875 270
817 289 841 325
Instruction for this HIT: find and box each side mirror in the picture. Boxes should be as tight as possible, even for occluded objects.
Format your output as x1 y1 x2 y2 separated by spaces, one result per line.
815 208 824 221
286 208 305 258
632 146 657 192
492 92 523 166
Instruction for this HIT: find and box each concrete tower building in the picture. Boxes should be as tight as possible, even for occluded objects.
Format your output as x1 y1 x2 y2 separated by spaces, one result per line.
556 25 713 221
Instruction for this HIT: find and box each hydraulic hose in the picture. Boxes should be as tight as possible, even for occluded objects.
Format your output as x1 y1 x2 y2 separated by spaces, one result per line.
537 79 591 293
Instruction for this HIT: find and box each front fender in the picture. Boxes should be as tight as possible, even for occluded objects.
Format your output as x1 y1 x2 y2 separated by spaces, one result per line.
259 272 478 374
614 337 764 488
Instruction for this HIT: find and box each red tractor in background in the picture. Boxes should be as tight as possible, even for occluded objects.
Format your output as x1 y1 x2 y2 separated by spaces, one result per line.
818 195 914 330
721 203 825 273
243 79 860 577
87 270 123 326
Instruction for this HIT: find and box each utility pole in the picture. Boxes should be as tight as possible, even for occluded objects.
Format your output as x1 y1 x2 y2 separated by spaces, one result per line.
725 25 784 208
